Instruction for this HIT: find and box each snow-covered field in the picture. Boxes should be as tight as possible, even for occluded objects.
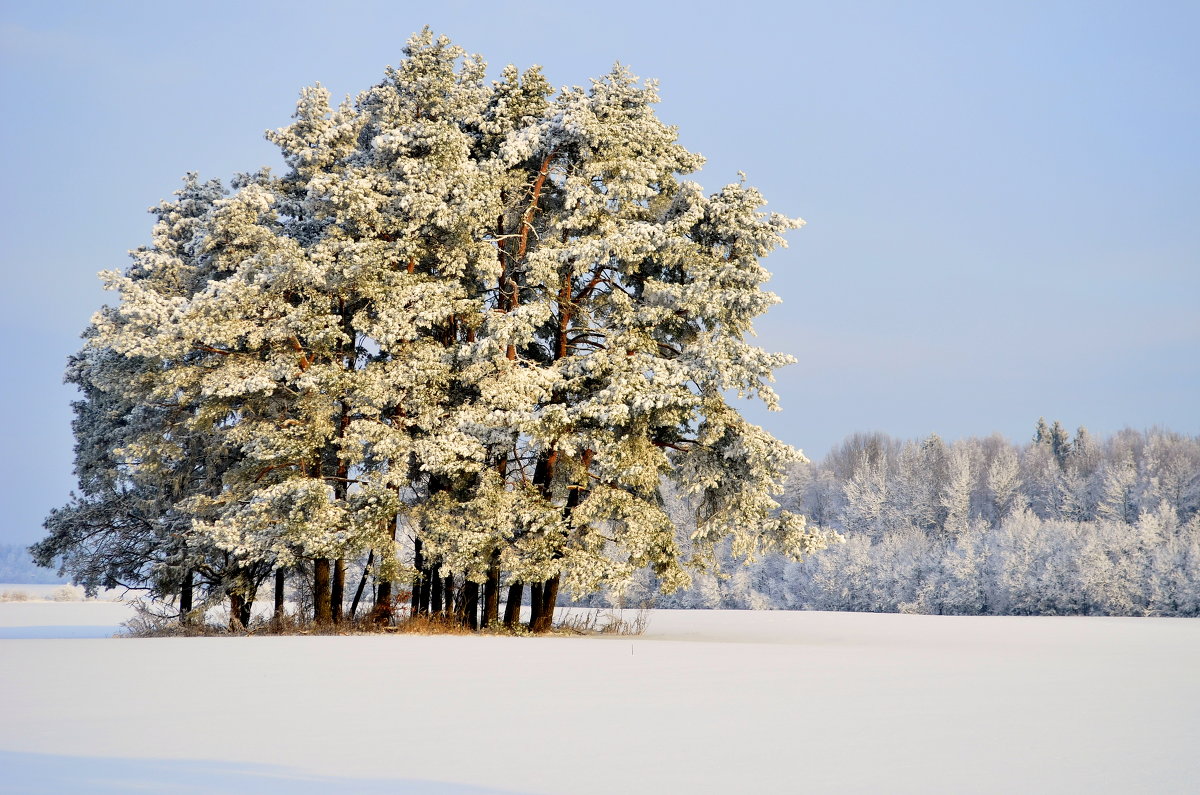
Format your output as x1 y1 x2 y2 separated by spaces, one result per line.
0 585 129 640
1 593 1197 794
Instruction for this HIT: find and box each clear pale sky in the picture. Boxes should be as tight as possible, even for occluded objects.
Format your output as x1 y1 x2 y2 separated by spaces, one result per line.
1 0 1196 546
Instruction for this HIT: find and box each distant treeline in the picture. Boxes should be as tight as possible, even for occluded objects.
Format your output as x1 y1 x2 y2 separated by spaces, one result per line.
600 421 1200 616
0 545 66 584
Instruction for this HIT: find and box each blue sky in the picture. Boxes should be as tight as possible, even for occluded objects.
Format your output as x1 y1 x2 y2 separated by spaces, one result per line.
1 0 1196 545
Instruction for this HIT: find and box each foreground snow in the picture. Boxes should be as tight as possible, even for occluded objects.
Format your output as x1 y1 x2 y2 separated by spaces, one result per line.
1 602 1197 794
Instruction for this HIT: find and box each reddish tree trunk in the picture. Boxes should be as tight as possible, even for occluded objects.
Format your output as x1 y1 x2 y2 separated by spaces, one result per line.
483 552 500 626
503 583 522 628
375 580 393 625
528 581 544 631
532 574 561 633
314 558 332 624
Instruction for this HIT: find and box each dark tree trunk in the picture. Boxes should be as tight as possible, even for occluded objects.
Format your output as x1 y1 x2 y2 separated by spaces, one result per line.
273 568 286 627
373 509 397 626
532 451 556 493
528 581 544 631
179 568 193 624
528 444 560 633
229 592 247 631
350 550 373 620
331 558 346 624
375 580 393 626
532 574 561 633
462 580 480 630
411 538 424 615
418 562 431 615
314 558 332 624
483 552 500 627
503 582 522 628
532 450 586 634
239 595 253 629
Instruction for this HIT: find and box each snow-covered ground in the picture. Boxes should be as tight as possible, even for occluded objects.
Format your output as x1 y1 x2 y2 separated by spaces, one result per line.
1 597 1197 794
0 584 131 639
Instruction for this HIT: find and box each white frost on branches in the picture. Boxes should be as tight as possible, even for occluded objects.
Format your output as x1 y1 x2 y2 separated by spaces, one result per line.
38 29 832 610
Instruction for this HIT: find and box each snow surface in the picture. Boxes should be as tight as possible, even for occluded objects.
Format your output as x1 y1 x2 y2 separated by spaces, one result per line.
1 601 1197 794
0 585 131 639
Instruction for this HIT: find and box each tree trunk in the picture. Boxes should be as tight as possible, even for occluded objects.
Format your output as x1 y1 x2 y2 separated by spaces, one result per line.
373 509 398 626
179 568 193 624
411 538 424 615
314 558 332 624
503 582 522 628
483 552 500 626
431 568 443 615
462 580 479 630
528 446 558 633
528 581 544 631
532 574 560 633
533 450 587 634
273 568 286 627
375 580 393 626
239 595 253 629
445 575 455 617
229 592 246 632
350 550 373 620
331 558 346 624
418 562 431 615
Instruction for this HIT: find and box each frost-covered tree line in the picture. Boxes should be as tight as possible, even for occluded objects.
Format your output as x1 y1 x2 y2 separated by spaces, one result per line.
33 30 833 631
617 422 1200 615
0 545 65 585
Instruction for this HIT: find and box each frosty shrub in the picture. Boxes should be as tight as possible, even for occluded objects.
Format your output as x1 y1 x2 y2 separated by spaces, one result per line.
51 586 84 602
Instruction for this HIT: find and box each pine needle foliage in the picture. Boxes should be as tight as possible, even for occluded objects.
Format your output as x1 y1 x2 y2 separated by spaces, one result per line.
34 29 834 631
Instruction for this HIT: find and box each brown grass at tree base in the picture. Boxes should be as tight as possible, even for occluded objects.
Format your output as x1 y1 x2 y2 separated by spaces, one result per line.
120 606 648 638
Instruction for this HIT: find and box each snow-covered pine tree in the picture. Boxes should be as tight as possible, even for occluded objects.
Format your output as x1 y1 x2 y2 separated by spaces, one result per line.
40 29 826 631
34 175 281 627
464 63 835 629
984 443 1024 521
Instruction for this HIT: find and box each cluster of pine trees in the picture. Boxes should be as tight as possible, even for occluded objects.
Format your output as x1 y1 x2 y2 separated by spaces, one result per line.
618 422 1199 616
33 31 832 631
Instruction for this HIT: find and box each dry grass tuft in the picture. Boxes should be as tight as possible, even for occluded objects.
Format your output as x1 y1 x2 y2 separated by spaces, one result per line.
556 608 649 636
383 613 476 635
120 603 648 638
